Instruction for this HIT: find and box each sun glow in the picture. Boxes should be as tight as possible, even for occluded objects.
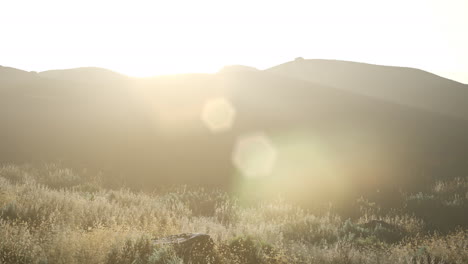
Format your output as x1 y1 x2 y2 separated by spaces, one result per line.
0 0 467 81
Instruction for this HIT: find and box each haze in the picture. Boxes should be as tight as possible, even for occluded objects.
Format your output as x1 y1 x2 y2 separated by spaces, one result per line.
1 0 467 83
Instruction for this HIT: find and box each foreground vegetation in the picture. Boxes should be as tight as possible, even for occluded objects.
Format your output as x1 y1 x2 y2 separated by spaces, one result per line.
0 164 467 264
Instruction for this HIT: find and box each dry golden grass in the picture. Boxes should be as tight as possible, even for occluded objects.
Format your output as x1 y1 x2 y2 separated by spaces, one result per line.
0 164 467 264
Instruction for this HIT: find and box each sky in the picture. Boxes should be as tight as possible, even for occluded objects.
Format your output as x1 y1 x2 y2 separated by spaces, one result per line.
1 0 467 83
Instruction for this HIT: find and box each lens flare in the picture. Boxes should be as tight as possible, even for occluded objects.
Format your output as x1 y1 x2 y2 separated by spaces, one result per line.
201 97 236 133
232 130 357 207
232 133 277 178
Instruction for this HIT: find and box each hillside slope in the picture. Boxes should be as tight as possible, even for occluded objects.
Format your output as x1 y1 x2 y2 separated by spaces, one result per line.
267 59 468 120
39 67 129 83
1 64 468 199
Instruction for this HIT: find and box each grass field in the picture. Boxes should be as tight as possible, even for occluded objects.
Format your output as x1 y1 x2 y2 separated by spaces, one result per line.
0 164 467 264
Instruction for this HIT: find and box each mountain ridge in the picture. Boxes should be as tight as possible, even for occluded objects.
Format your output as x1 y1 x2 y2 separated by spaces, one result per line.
267 59 468 85
266 59 468 120
1 61 468 194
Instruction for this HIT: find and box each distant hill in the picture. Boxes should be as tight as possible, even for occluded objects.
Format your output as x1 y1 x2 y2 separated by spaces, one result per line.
39 67 128 83
1 62 468 203
267 59 468 120
0 65 38 85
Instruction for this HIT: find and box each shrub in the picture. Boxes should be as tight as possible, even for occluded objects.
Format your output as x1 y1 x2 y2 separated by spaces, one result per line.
281 215 338 244
105 236 154 264
220 235 282 264
0 165 28 184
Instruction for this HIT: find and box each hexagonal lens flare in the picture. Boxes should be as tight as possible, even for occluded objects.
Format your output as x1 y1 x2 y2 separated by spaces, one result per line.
201 97 236 133
232 133 277 178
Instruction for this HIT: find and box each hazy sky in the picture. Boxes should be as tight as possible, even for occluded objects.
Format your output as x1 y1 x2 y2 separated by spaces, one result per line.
1 0 467 83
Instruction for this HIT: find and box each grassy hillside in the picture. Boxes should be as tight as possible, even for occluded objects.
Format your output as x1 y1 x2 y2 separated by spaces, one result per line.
2 67 468 196
1 64 467 263
0 164 467 264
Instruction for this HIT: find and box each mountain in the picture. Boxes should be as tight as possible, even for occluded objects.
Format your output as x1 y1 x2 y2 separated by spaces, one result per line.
267 59 468 120
1 63 468 205
0 65 38 85
39 67 128 83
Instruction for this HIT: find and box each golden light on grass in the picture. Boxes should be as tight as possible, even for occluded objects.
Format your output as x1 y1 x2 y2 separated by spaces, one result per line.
232 133 277 178
201 97 236 133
